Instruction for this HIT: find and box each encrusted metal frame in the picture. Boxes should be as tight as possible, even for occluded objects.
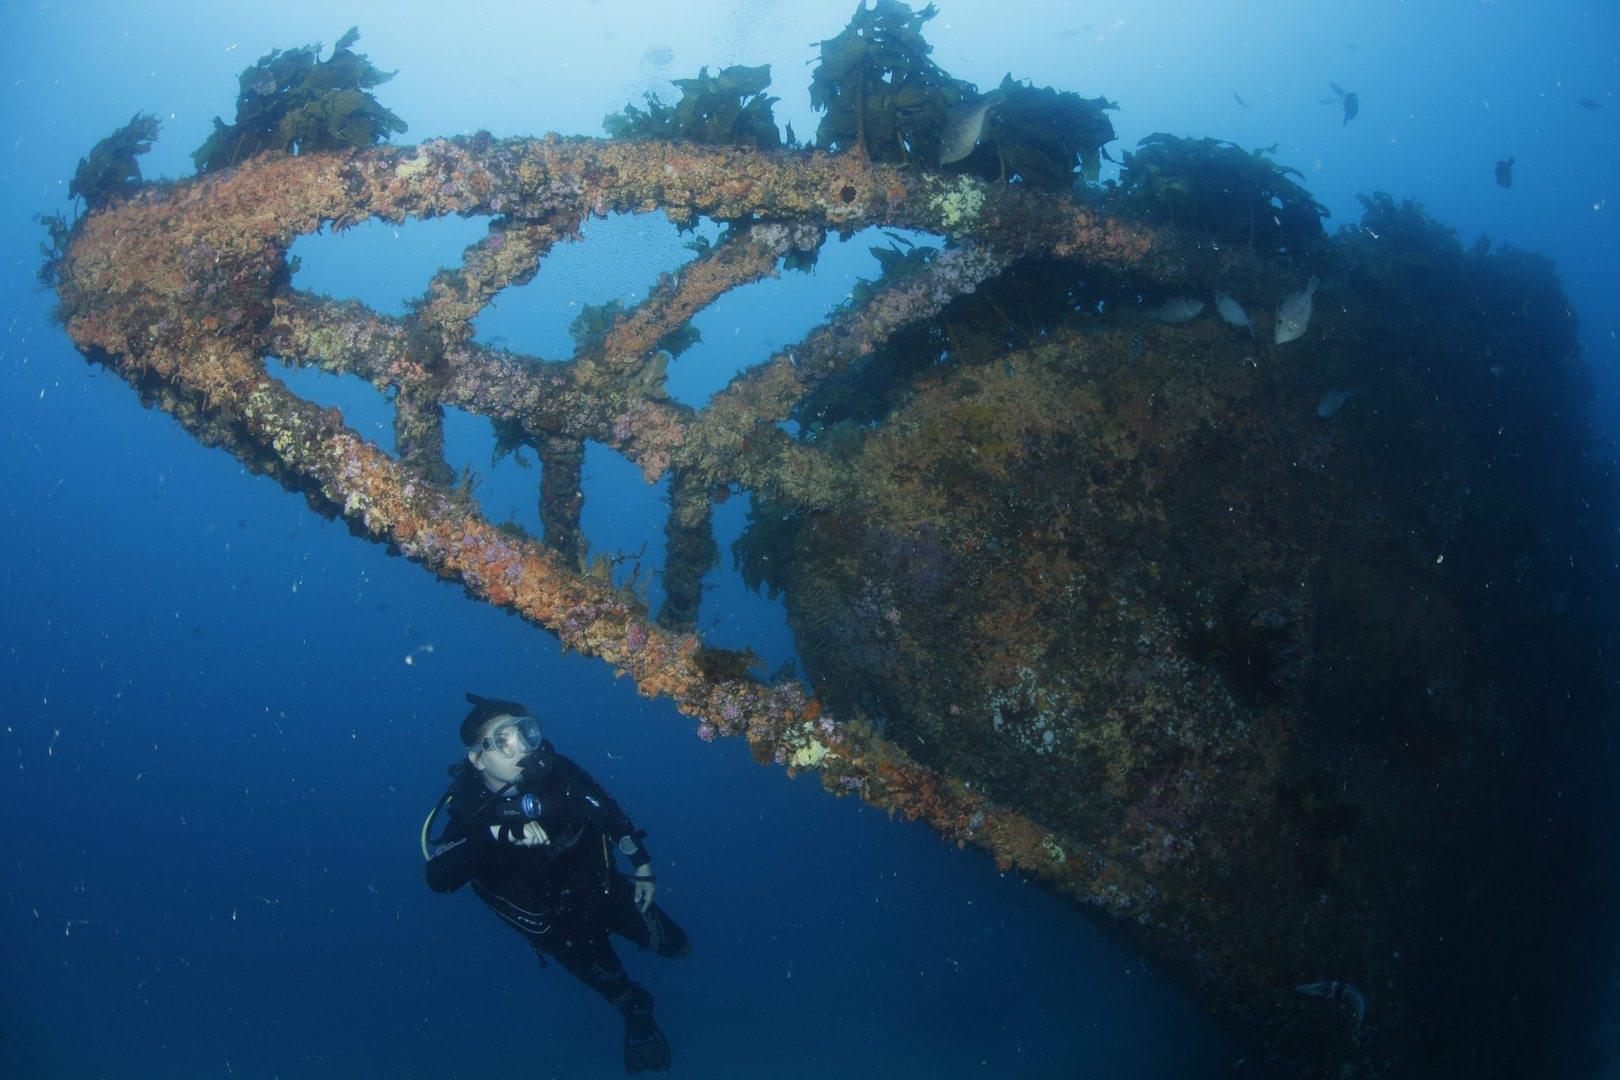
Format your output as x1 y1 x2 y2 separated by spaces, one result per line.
56 133 1227 916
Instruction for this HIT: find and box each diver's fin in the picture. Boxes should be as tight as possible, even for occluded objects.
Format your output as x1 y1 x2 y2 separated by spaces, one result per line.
621 987 671 1073
623 1015 670 1072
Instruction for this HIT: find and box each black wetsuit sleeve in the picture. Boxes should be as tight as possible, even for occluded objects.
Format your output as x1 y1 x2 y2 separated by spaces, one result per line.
558 754 653 868
425 804 495 893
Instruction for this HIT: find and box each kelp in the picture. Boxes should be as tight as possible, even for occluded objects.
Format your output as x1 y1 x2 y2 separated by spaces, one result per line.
686 217 817 271
35 212 74 289
192 27 406 174
733 498 805 599
809 2 1115 188
809 0 970 163
47 114 161 289
569 298 702 359
1346 191 1461 258
489 416 535 469
1338 192 1577 369
952 75 1117 188
695 644 764 682
604 64 782 150
795 236 944 426
1103 134 1328 255
569 300 626 354
69 113 161 209
845 236 939 309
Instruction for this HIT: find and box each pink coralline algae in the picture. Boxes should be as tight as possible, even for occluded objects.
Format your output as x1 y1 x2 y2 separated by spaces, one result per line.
771 680 809 712
625 621 648 653
399 527 451 565
696 721 717 743
455 529 522 570
561 601 604 637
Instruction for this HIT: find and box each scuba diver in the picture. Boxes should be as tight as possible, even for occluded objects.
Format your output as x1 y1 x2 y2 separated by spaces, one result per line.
423 693 691 1073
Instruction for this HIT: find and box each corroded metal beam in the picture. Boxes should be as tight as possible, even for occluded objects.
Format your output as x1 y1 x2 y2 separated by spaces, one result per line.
596 223 792 381
537 430 586 569
658 465 718 631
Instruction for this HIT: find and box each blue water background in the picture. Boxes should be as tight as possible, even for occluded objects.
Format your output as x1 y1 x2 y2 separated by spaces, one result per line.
1 2 1617 1076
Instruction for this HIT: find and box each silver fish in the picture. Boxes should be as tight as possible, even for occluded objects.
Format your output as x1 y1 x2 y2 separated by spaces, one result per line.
1127 332 1145 361
1147 297 1205 324
1295 980 1366 1032
939 91 1006 165
1273 275 1320 345
1214 293 1252 333
1316 388 1362 418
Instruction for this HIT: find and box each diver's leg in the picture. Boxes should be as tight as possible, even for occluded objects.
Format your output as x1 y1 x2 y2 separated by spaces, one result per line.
602 869 692 959
529 925 633 1006
531 926 671 1073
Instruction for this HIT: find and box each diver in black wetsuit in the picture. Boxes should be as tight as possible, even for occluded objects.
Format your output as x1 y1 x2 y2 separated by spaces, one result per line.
423 693 691 1073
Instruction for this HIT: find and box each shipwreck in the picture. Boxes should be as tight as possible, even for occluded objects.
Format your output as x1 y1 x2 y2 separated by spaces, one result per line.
41 11 1619 1076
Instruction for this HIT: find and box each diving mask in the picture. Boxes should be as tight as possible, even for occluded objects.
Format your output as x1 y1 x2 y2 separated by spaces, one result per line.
478 715 544 758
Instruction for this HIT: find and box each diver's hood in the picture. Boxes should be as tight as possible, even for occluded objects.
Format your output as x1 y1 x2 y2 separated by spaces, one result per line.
460 690 536 747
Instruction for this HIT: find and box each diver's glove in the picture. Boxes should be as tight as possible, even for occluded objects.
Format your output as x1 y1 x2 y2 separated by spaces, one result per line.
632 864 657 913
490 821 549 846
619 986 671 1073
487 797 549 846
617 830 654 900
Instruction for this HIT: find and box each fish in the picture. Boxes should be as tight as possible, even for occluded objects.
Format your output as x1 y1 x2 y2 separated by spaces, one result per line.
939 91 1006 165
1579 96 1604 111
1295 980 1366 1032
1273 275 1320 345
1233 92 1251 108
1316 388 1363 418
1495 157 1514 188
1127 332 1145 362
1320 83 1359 124
1146 297 1205 324
1214 293 1252 333
643 46 674 67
